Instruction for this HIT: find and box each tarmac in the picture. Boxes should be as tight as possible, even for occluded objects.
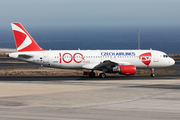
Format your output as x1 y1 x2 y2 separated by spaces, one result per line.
0 57 180 120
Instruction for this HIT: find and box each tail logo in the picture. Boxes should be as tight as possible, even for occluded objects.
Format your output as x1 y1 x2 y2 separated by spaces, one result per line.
11 23 45 52
139 52 152 66
11 23 32 51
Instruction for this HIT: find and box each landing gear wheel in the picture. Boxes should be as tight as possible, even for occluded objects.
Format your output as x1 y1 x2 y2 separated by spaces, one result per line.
151 73 155 77
99 73 106 78
89 72 95 77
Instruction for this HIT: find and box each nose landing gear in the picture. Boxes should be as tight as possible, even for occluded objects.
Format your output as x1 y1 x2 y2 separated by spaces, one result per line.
150 68 155 77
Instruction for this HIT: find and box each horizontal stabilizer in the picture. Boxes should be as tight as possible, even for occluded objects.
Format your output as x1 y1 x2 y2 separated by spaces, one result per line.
18 54 33 59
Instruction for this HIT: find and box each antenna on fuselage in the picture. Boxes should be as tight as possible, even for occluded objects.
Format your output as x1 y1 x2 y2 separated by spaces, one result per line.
138 29 140 50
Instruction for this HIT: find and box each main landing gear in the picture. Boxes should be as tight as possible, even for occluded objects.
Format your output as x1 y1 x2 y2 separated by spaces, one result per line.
99 73 106 78
150 68 155 77
89 71 95 77
88 71 107 78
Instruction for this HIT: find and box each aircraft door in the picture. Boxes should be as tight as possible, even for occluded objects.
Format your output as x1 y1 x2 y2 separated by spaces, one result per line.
153 52 159 62
43 53 49 63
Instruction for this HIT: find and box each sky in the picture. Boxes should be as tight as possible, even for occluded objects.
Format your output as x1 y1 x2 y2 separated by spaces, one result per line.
0 0 180 28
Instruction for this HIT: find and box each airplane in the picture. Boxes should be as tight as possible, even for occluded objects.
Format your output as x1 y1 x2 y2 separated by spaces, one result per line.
7 23 175 78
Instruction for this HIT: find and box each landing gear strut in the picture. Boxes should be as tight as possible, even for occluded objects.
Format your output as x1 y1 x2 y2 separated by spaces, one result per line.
150 68 155 77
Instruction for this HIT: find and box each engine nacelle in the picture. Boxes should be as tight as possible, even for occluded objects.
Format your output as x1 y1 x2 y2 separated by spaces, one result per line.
113 65 136 75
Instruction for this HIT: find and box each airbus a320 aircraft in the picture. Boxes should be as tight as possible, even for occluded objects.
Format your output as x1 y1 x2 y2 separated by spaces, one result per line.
7 23 175 78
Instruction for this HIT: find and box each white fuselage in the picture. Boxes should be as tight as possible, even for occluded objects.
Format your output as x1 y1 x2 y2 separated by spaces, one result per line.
8 49 175 70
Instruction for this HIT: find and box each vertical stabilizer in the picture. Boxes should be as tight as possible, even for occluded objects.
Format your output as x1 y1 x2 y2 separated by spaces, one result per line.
11 23 45 52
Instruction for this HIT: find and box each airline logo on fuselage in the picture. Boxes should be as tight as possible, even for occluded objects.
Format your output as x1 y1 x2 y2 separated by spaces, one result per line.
139 52 152 66
101 52 136 56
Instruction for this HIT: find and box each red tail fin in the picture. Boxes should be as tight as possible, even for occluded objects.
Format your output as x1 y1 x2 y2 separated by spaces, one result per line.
11 23 45 52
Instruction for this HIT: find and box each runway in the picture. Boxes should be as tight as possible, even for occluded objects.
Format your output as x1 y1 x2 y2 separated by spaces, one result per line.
0 78 180 120
0 57 180 120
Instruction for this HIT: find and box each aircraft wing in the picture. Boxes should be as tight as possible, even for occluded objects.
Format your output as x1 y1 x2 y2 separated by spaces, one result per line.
82 60 132 70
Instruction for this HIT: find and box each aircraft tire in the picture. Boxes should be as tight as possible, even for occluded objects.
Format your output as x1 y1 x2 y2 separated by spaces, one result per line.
99 73 106 78
89 72 95 77
151 73 155 77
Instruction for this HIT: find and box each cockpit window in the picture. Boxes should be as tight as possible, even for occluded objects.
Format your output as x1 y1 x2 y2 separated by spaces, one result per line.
163 55 168 58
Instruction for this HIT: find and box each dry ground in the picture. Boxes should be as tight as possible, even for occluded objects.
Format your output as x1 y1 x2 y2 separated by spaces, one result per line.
0 68 177 76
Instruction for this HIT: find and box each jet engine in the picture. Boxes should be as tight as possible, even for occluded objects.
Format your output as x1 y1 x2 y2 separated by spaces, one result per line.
113 65 136 75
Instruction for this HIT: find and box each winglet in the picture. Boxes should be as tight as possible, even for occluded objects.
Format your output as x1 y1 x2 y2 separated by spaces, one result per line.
11 23 45 52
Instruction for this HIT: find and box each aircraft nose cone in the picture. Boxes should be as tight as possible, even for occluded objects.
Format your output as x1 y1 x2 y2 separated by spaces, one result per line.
173 59 175 65
170 58 175 66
